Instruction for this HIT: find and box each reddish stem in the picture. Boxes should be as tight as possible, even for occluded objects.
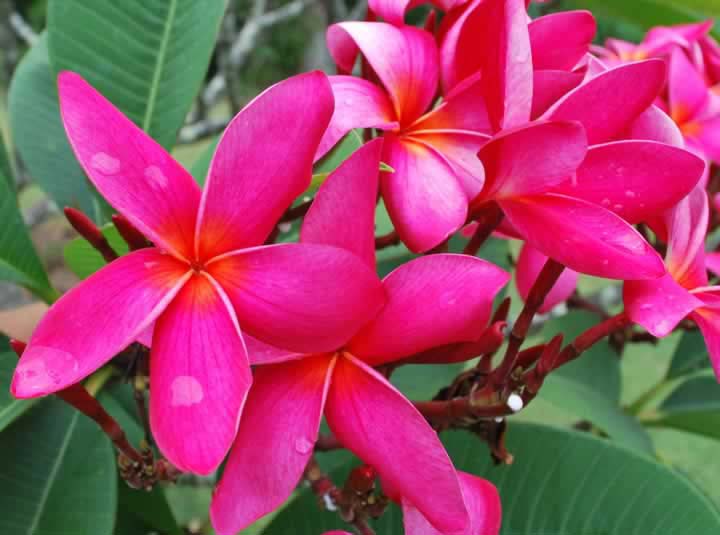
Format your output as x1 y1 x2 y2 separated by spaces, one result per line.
552 312 630 370
280 199 312 223
112 214 150 250
64 207 118 263
375 230 400 250
463 202 504 256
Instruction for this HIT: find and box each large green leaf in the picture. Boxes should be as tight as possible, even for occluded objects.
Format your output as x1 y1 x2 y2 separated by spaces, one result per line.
0 398 117 535
667 329 709 379
0 127 56 301
47 0 226 149
0 336 36 432
646 373 720 440
8 34 100 221
63 225 129 279
265 423 720 534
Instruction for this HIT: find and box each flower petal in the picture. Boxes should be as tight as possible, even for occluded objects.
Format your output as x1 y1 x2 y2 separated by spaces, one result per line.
500 193 665 279
691 295 720 379
665 185 710 288
402 471 502 535
624 105 684 146
207 243 385 353
381 134 468 253
316 76 398 159
439 0 531 130
150 274 251 475
624 274 702 337
544 60 666 144
668 48 709 123
244 334 304 366
12 250 189 398
368 0 415 25
516 243 579 314
529 11 596 71
325 355 468 534
348 254 509 365
301 139 383 268
58 72 200 260
196 72 334 259
552 140 704 224
531 70 583 119
327 22 438 125
476 121 587 201
210 355 334 534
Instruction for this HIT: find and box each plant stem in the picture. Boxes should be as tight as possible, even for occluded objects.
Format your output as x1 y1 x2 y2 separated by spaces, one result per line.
463 202 503 255
375 230 400 249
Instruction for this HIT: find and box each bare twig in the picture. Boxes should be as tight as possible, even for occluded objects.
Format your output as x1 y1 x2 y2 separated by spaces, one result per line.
9 12 37 45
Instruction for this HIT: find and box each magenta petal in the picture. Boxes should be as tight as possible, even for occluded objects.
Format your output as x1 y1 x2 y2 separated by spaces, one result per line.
439 0 531 130
707 253 720 278
58 72 201 260
624 105 684 146
666 185 710 288
544 60 666 144
302 139 383 268
516 243 579 314
402 471 502 535
368 0 413 25
348 254 509 365
244 334 304 366
196 72 333 259
691 295 720 379
381 134 468 253
327 22 439 125
12 250 189 398
553 140 704 224
325 356 468 533
477 121 587 201
150 275 251 475
501 193 665 280
316 76 398 159
529 11 596 71
210 355 334 534
208 243 385 353
531 70 584 119
669 48 709 123
624 274 702 337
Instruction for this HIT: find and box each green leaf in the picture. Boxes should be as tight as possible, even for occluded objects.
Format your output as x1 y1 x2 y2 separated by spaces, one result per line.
647 373 720 440
8 34 100 221
0 336 36 432
667 329 709 379
63 225 129 279
48 0 227 149
391 363 464 401
0 398 117 535
265 423 720 534
189 137 220 185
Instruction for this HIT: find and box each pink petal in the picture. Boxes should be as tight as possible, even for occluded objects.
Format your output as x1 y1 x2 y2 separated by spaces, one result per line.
516 243 579 314
381 134 468 253
325 355 468 534
552 140 704 224
11 250 189 398
665 185 710 288
196 72 334 259
210 355 334 534
691 294 720 379
316 76 398 160
368 0 416 25
500 193 666 279
58 72 200 260
668 48 710 123
439 0 531 130
402 471 502 535
624 105 684 146
531 70 584 119
207 243 385 353
623 274 702 337
348 254 509 365
301 139 383 268
327 22 438 125
244 334 304 366
544 60 666 144
150 274 251 475
706 252 720 278
529 11 596 71
476 121 587 201
686 115 720 163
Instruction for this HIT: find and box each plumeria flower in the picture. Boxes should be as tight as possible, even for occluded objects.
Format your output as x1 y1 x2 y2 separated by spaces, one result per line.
516 243 579 314
624 186 720 378
316 21 493 252
369 0 469 26
210 139 509 535
11 71 385 475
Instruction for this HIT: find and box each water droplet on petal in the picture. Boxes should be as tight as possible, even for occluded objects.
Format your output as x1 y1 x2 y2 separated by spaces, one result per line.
625 190 636 198
145 166 168 189
15 346 79 395
91 152 120 174
656 319 670 333
613 204 623 211
144 261 158 269
294 437 314 454
171 376 204 407
602 259 609 266
640 303 653 310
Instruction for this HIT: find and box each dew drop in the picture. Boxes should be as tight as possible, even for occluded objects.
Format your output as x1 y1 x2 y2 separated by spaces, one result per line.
656 319 670 333
344 98 353 106
601 198 611 207
278 222 292 233
640 303 653 310
144 261 159 269
602 259 609 266
145 166 168 188
613 204 624 211
625 190 636 198
171 376 204 407
15 347 79 395
294 437 314 454
91 152 120 174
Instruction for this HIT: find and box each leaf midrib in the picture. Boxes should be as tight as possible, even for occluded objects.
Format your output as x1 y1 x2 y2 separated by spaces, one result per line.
142 0 178 133
24 411 79 535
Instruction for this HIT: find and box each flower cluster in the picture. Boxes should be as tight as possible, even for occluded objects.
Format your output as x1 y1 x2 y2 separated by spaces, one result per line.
9 1 717 534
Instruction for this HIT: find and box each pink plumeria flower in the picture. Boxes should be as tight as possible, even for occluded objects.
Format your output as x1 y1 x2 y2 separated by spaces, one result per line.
387 471 502 535
516 243 580 314
369 0 469 26
11 71 386 475
316 21 494 252
210 140 510 535
625 186 720 377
